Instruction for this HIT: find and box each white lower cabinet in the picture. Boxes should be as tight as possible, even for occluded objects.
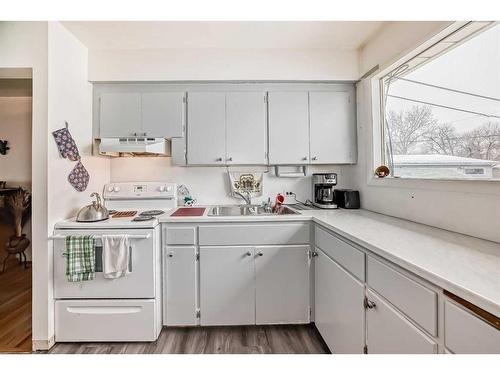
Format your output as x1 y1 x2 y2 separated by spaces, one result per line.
199 245 311 326
255 246 310 324
164 246 197 326
444 299 500 354
315 248 365 353
200 246 256 326
366 289 438 354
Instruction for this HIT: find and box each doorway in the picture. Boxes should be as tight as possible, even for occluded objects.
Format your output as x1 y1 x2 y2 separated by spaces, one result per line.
0 70 33 352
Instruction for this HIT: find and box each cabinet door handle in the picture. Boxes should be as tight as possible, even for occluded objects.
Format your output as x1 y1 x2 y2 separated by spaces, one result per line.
312 156 318 161
302 156 308 161
312 251 318 257
245 251 252 257
227 157 233 162
168 252 174 258
142 132 147 136
215 157 223 162
257 251 263 257
133 132 138 136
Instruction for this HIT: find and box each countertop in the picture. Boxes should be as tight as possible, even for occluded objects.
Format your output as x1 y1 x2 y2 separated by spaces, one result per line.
160 206 500 316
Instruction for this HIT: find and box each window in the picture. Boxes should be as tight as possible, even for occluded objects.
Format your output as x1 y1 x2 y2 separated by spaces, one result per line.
379 22 500 180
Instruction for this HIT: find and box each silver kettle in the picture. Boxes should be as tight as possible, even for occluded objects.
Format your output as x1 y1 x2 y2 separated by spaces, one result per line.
76 192 109 222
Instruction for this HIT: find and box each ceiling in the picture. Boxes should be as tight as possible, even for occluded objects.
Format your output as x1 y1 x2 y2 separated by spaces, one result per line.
62 21 385 50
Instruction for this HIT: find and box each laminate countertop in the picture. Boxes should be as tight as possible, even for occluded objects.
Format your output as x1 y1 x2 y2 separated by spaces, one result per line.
160 207 500 317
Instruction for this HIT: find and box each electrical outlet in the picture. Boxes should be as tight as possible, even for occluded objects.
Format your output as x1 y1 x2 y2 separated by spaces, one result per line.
282 191 296 204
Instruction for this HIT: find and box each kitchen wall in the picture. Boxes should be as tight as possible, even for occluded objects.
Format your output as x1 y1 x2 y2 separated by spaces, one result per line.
47 22 110 229
88 48 359 81
344 21 500 244
110 157 347 205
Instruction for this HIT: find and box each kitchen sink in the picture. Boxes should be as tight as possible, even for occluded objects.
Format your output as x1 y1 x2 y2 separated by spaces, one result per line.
208 205 299 217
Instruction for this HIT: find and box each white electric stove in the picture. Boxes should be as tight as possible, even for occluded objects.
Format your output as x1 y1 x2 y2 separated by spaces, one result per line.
52 182 177 343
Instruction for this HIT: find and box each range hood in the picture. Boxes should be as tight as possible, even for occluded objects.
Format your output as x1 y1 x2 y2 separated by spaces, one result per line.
98 137 171 157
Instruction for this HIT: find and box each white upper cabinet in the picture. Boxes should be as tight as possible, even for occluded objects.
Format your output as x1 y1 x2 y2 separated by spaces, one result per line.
187 92 226 165
99 91 185 138
142 92 185 138
268 91 310 165
100 93 142 137
309 91 356 164
226 92 267 165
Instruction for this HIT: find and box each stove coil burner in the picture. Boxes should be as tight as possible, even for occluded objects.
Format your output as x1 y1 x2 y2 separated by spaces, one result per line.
139 210 165 217
112 211 138 218
132 215 155 222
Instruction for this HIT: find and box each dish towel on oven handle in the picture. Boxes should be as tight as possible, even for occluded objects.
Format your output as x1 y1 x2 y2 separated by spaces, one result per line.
102 235 131 279
65 235 96 282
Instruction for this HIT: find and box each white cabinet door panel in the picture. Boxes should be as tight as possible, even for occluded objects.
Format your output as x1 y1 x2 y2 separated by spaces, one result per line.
200 246 255 325
226 91 267 165
255 246 310 324
142 92 185 138
100 92 141 137
315 249 365 353
187 92 226 165
309 91 356 164
366 289 437 354
165 246 197 326
444 300 500 354
268 91 310 164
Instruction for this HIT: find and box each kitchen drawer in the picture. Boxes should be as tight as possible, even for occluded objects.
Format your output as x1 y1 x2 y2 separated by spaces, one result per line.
55 299 159 342
366 289 438 354
445 299 500 354
165 226 197 245
199 223 310 246
314 226 365 281
367 256 438 336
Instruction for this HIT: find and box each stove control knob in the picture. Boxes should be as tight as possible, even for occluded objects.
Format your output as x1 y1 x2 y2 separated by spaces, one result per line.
166 186 172 192
159 186 166 192
107 186 114 192
113 186 121 193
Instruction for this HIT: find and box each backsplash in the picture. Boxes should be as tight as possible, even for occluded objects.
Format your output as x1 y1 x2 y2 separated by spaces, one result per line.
110 157 345 205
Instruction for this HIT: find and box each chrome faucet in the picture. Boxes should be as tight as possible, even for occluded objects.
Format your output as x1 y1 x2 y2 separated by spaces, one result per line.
234 191 252 205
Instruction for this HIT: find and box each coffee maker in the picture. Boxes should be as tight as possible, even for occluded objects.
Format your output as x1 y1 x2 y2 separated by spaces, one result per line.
312 173 337 209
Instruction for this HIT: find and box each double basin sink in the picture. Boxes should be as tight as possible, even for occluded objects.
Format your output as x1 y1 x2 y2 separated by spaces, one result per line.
208 204 299 217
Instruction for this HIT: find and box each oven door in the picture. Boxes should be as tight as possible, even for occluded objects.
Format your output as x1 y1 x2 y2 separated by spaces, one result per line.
53 229 156 299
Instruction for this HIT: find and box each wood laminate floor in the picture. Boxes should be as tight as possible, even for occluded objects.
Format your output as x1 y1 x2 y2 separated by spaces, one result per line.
0 257 32 353
49 324 330 354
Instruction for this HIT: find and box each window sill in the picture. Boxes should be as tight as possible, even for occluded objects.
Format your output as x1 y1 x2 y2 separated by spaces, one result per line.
366 175 500 195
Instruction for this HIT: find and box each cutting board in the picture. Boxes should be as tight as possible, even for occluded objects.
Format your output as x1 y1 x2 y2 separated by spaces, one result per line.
170 207 206 217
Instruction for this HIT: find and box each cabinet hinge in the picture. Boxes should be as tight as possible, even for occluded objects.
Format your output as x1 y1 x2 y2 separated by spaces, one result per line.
363 345 368 354
183 95 187 103
309 306 312 320
196 309 200 318
196 253 200 261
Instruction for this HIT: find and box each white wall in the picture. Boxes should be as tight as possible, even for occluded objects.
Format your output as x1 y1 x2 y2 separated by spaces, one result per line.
0 97 32 187
359 21 452 76
0 21 50 350
110 157 346 205
0 96 33 259
344 21 500 243
88 48 359 81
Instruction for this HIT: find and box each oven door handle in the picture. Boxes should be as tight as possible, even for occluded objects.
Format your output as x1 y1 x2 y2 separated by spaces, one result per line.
49 233 151 240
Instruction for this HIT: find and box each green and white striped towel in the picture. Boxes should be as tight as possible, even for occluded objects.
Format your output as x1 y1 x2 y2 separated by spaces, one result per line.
64 235 96 282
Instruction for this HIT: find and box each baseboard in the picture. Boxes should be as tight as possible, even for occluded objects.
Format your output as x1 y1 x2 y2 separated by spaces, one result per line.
32 336 55 352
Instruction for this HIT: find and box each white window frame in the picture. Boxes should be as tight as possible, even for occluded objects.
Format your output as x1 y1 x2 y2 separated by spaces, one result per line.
368 21 500 188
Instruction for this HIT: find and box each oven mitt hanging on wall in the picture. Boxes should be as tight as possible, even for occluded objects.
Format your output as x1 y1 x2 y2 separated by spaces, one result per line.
68 161 90 192
52 122 80 161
